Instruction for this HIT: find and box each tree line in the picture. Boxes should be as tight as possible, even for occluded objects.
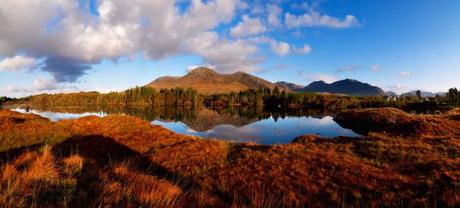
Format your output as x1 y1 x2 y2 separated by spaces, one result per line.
27 87 200 108
0 96 16 107
204 87 398 111
204 87 460 111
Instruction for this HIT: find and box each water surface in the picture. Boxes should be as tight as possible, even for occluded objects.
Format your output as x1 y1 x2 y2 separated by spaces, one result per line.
11 107 360 144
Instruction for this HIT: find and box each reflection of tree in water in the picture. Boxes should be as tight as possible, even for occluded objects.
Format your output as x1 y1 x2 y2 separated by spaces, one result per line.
28 104 336 126
103 106 197 122
214 106 334 121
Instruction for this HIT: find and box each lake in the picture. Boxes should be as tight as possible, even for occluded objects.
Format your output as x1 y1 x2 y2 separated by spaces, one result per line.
10 106 360 144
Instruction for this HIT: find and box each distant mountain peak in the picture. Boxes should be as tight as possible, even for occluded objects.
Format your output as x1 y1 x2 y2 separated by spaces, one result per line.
302 79 385 96
313 80 326 83
342 79 360 83
187 67 218 75
233 71 248 75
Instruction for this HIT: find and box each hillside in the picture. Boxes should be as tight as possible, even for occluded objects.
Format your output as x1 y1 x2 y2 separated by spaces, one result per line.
147 67 288 95
302 79 386 96
275 81 304 91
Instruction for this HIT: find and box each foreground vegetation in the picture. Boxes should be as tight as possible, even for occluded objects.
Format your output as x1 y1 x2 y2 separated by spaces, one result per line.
1 108 459 207
0 97 15 107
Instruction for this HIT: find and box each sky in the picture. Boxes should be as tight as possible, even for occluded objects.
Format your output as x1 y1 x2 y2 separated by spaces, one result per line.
1 0 459 97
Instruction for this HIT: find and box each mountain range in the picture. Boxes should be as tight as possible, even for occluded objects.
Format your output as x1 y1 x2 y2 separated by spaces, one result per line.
147 67 288 95
401 90 446 98
277 79 386 96
147 67 436 96
301 79 386 96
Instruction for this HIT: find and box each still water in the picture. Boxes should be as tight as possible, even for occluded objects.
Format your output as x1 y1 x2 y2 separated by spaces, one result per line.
11 107 360 144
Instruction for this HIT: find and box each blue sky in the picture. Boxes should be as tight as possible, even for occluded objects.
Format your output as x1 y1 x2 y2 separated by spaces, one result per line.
1 0 459 97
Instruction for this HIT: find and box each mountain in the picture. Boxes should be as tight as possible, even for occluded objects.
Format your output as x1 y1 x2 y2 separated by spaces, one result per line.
385 91 398 96
275 81 304 91
401 90 445 98
302 79 386 96
147 67 288 94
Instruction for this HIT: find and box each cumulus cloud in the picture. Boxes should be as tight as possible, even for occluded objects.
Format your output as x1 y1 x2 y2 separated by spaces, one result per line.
0 0 249 81
267 4 283 27
41 56 93 82
33 77 59 91
270 41 291 56
0 0 359 88
285 12 359 29
186 32 261 73
399 71 412 77
0 55 38 71
370 64 382 72
1 77 80 98
246 36 311 57
386 84 409 94
230 15 267 37
293 44 312 54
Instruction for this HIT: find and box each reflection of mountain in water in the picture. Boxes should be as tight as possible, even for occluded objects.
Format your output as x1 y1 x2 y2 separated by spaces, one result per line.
20 104 336 132
181 108 259 132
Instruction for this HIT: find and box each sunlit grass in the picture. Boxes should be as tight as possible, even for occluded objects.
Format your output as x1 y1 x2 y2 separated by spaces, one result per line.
0 108 459 207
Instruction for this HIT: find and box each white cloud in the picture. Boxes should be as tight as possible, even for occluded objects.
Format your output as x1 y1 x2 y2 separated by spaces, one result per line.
399 71 412 77
270 41 290 56
186 32 260 73
1 77 80 98
230 15 267 37
33 77 59 91
267 4 283 27
370 64 382 72
0 55 38 71
246 36 310 56
285 12 359 29
293 44 312 54
0 0 248 81
299 71 339 83
0 0 361 88
386 84 409 94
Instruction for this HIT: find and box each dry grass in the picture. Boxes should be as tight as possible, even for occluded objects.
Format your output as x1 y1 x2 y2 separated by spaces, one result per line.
0 109 460 207
97 162 183 207
0 146 78 207
335 107 460 137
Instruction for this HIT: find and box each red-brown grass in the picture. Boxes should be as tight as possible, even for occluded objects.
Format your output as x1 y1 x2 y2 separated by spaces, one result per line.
335 107 460 137
0 109 460 207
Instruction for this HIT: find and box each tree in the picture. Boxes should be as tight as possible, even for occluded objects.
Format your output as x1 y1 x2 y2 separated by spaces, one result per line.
447 88 459 106
416 90 422 99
